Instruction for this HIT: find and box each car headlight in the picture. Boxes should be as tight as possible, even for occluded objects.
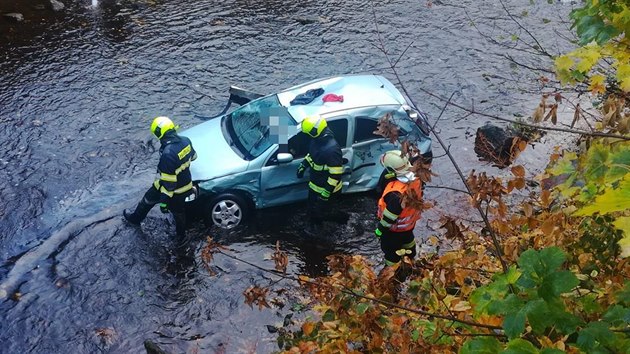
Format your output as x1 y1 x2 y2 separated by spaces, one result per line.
185 185 198 202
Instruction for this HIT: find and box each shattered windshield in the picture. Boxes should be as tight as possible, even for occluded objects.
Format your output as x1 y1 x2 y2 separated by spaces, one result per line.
227 95 296 160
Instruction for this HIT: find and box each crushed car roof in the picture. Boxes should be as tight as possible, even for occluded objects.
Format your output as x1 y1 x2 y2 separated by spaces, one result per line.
277 74 407 123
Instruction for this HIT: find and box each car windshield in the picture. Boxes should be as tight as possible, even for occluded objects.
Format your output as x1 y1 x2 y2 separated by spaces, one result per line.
226 95 296 160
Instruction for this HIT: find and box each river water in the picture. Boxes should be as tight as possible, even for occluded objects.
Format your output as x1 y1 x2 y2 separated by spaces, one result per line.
0 0 577 352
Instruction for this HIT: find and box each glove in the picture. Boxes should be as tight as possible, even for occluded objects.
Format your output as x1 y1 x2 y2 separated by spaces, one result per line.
319 190 330 201
374 228 383 238
296 164 305 178
159 203 169 213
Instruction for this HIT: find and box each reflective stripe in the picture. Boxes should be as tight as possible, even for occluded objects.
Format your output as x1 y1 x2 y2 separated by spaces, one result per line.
173 182 193 194
385 259 398 266
311 163 325 171
380 219 393 228
383 208 398 220
309 182 331 198
391 215 416 232
333 183 342 193
304 154 340 172
395 248 413 256
160 172 177 182
328 166 343 174
174 160 191 176
160 186 174 197
158 182 193 198
402 240 416 249
177 145 192 160
327 177 339 186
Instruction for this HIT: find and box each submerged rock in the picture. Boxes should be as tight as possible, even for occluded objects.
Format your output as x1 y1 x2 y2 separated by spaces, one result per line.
50 0 65 11
144 340 170 354
3 13 24 22
474 123 530 168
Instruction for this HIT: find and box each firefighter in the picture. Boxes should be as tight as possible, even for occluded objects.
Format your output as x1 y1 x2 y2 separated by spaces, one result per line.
123 116 197 241
296 115 346 225
375 150 422 266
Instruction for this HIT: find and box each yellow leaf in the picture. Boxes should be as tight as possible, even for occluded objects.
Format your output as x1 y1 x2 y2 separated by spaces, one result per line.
589 74 606 94
555 55 574 72
616 64 630 91
302 321 316 336
451 301 472 312
576 44 601 72
613 216 630 258
574 175 630 216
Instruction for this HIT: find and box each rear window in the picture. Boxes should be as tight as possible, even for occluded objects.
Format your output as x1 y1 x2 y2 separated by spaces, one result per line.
328 119 348 147
353 117 381 143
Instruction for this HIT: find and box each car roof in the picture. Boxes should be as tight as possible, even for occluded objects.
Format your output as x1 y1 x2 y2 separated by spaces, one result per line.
276 74 406 123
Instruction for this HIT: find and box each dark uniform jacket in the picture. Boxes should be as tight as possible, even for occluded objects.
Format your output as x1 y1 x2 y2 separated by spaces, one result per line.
300 128 343 198
152 130 197 205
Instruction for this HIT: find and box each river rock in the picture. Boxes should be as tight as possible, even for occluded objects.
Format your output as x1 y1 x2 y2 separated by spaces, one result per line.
50 0 65 11
3 13 24 22
474 123 528 168
144 340 170 354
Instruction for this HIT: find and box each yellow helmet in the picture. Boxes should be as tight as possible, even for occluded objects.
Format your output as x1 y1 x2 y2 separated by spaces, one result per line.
301 115 327 137
380 150 411 176
150 116 176 139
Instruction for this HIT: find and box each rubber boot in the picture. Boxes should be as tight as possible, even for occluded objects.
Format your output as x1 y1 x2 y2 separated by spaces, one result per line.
123 197 154 225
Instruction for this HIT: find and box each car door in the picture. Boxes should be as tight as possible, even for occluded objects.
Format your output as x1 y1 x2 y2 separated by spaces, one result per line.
346 117 396 192
259 117 350 207
259 132 310 208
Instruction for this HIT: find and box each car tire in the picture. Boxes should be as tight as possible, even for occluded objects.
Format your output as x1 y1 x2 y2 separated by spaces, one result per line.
208 193 249 229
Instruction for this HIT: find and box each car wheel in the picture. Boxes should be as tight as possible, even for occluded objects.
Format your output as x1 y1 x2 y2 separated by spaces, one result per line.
209 193 249 229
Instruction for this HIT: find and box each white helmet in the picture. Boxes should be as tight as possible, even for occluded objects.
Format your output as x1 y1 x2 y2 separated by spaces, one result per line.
380 150 410 174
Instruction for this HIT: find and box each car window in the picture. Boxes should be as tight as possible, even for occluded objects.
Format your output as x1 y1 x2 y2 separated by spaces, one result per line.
327 119 348 147
226 95 295 160
353 117 381 143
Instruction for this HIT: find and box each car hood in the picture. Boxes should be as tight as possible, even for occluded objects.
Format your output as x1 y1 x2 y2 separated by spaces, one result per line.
179 118 249 181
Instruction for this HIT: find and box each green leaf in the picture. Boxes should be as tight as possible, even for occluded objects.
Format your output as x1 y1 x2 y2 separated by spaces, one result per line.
503 308 527 339
539 247 567 271
584 143 610 183
539 270 579 301
540 349 565 354
411 329 420 341
489 294 524 316
615 281 630 306
356 302 369 315
602 305 630 327
506 265 522 285
322 309 335 321
605 145 630 183
576 321 616 352
461 337 502 354
518 247 567 287
525 299 552 334
502 338 538 354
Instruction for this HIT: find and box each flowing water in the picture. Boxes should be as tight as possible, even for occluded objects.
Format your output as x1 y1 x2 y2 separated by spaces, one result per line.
0 0 578 352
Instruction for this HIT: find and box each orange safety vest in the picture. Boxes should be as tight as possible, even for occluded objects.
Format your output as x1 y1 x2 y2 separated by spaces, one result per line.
377 179 422 232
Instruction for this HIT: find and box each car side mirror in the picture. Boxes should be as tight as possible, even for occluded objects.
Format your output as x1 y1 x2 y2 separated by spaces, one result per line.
277 153 294 164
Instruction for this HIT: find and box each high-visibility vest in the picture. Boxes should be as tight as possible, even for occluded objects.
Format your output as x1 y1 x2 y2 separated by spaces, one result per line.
377 179 422 232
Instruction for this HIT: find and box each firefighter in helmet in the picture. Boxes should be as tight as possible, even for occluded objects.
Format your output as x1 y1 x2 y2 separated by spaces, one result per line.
296 115 346 225
375 150 423 266
124 116 197 241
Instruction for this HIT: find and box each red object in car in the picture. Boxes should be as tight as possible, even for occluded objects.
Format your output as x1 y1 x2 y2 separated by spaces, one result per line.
322 93 344 103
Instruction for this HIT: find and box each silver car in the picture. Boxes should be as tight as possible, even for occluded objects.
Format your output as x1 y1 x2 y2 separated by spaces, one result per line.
181 74 432 229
